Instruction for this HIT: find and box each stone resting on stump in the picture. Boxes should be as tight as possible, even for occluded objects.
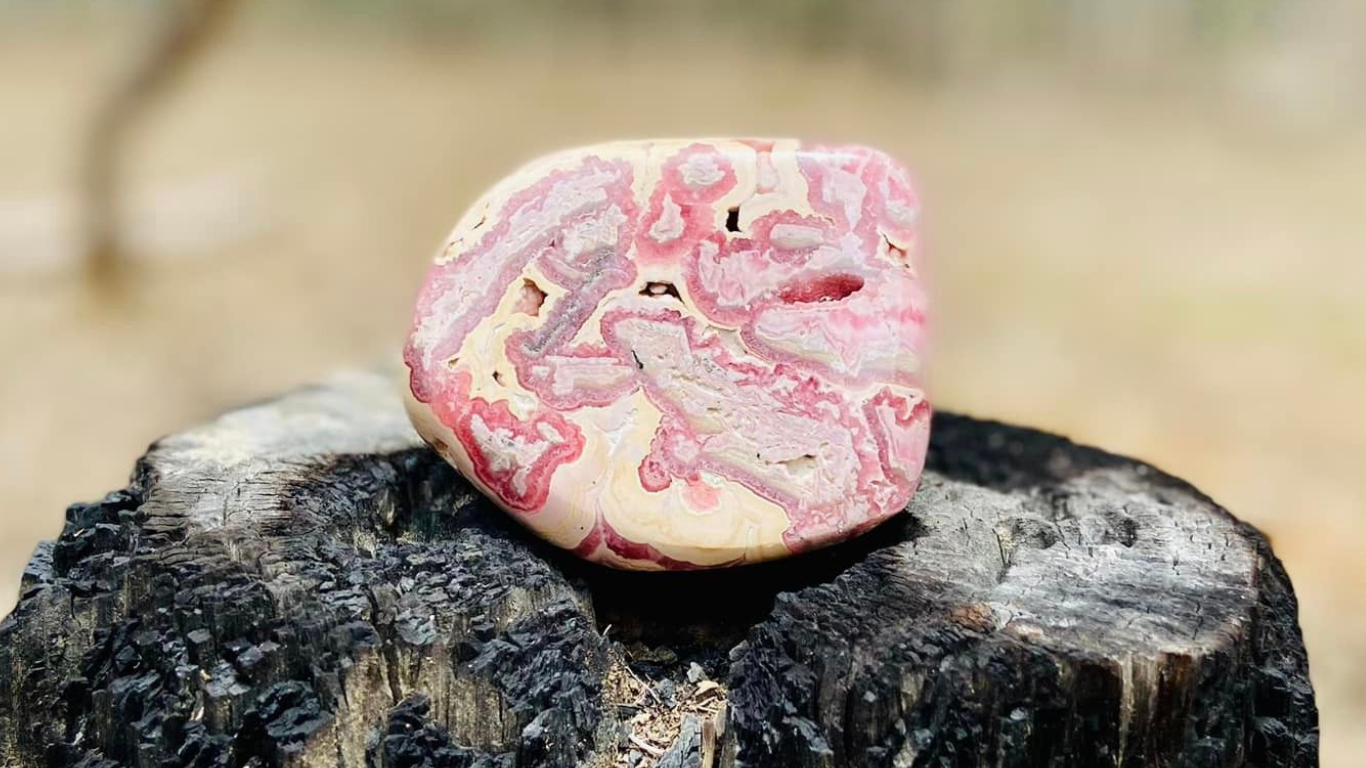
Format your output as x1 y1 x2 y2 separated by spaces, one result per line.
0 371 1316 767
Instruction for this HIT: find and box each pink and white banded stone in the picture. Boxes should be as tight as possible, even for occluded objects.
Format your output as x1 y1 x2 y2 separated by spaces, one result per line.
404 139 930 570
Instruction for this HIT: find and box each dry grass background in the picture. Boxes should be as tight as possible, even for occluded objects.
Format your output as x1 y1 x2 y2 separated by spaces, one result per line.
1 5 1363 765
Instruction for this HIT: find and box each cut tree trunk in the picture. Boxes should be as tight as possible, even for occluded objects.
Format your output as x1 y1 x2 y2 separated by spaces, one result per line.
0 371 1317 768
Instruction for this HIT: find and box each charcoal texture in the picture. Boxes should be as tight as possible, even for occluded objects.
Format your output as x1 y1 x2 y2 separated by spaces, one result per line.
0 372 1317 767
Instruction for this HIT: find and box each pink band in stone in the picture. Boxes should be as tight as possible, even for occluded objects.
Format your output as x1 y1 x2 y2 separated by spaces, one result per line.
404 139 929 570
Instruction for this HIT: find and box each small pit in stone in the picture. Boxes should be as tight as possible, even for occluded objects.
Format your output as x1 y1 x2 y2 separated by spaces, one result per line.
516 279 547 316
640 281 682 301
778 454 819 476
492 371 504 385
883 236 912 268
725 207 741 233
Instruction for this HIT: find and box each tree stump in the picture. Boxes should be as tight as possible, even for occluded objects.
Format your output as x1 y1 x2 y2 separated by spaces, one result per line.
0 371 1317 768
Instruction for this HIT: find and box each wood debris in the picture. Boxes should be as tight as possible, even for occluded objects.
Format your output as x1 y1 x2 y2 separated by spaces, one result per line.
601 650 728 767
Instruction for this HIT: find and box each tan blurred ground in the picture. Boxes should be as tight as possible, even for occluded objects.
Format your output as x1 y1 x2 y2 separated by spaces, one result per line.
1 14 1363 767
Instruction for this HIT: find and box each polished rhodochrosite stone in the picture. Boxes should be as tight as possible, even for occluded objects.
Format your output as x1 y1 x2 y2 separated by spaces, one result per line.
404 139 930 569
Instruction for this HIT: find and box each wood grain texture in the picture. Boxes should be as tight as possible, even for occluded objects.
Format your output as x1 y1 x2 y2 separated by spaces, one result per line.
0 371 1316 767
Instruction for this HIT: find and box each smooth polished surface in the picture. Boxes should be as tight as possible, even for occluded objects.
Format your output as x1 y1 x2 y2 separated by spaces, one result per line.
404 139 929 569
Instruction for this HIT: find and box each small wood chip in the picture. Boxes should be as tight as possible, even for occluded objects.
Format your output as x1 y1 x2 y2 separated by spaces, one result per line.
629 734 665 757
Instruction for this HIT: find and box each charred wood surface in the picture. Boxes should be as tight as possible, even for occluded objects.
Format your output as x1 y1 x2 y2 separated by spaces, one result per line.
0 372 1317 767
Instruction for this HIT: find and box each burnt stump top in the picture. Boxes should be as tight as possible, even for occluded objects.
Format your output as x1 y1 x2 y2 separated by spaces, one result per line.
0 371 1317 768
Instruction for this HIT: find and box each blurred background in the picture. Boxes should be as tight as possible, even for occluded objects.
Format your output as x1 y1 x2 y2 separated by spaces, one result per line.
0 0 1361 763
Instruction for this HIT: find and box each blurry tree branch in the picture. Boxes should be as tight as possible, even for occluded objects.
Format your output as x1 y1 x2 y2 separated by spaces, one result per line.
81 0 241 293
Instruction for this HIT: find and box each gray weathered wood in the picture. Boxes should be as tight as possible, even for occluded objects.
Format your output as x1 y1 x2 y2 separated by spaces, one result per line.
0 370 1317 767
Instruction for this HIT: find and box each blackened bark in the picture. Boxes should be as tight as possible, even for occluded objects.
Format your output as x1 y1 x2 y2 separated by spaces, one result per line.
0 371 1317 767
